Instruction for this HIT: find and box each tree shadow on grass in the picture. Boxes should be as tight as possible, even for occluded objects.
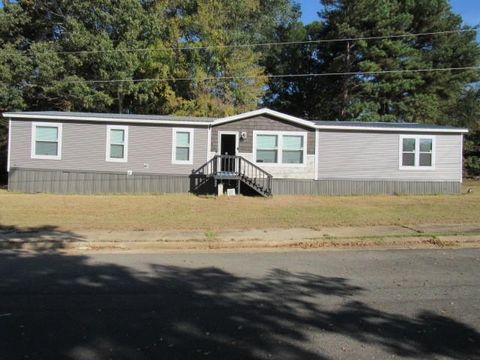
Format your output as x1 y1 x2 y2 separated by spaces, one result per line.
0 224 85 251
0 251 478 360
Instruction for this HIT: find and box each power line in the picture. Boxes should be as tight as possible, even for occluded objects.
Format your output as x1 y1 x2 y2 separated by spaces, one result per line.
52 66 480 84
1 66 477 87
0 66 474 86
3 29 477 56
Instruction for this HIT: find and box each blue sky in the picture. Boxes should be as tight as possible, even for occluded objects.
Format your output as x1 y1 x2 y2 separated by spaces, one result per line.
299 0 479 27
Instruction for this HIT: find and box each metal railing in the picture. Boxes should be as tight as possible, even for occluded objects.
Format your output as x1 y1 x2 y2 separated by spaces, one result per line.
191 155 273 196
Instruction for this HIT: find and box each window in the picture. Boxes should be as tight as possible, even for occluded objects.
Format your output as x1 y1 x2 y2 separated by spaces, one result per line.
106 125 128 162
282 135 304 164
419 138 433 166
400 135 435 169
402 138 416 166
256 134 278 163
254 131 306 165
172 128 194 164
31 122 62 160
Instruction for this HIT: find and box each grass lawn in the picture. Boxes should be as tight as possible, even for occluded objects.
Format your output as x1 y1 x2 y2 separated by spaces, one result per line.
0 181 479 232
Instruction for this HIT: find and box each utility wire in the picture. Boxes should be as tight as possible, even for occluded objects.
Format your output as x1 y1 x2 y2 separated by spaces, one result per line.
46 66 480 84
1 66 477 87
3 29 477 56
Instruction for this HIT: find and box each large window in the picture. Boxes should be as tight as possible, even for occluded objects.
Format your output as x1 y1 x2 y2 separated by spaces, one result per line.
106 125 128 162
31 122 62 160
172 128 194 164
254 132 306 165
400 135 435 169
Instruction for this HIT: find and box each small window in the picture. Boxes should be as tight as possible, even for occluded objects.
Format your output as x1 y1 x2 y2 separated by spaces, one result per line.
256 134 278 163
282 135 304 164
106 125 128 162
402 138 416 167
400 135 435 169
172 128 194 164
419 139 433 166
31 122 62 160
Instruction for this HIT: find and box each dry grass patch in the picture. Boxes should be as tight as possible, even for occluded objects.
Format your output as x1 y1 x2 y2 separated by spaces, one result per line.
0 181 479 231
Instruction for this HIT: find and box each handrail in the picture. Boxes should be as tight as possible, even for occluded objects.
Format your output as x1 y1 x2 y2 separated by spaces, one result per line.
238 156 273 178
192 155 272 196
191 157 216 176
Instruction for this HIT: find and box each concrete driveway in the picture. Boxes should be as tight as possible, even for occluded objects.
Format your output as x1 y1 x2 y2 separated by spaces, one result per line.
0 248 479 359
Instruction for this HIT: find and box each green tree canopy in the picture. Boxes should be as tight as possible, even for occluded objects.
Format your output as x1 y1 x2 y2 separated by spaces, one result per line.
264 0 479 123
0 0 298 115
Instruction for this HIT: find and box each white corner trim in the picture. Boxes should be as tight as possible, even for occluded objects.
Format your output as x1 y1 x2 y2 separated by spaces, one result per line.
252 130 307 167
172 128 194 165
206 127 212 160
7 119 12 172
213 108 317 129
106 125 128 162
398 134 436 171
314 129 319 180
460 134 464 183
31 122 63 160
217 131 239 156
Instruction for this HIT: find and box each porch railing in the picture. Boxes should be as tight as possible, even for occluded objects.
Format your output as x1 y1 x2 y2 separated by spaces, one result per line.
191 155 273 196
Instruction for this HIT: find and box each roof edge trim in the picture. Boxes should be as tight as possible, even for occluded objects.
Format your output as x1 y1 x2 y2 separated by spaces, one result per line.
212 108 318 129
315 124 469 133
212 108 468 133
2 113 211 126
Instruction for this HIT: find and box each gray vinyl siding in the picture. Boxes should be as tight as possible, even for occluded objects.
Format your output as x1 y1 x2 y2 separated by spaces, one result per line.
10 120 208 175
317 131 462 181
211 115 315 154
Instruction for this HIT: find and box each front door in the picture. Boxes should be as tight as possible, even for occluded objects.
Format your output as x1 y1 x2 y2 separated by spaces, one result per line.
219 133 237 172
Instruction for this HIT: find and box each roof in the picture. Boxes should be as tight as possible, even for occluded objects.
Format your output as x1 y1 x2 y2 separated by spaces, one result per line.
2 108 468 133
5 111 216 122
2 111 215 126
313 120 466 131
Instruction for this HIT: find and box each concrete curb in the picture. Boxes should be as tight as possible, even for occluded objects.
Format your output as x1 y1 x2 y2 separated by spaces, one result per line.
0 224 479 252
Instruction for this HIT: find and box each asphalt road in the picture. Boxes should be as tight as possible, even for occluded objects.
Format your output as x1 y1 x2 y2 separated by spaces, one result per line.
0 249 479 360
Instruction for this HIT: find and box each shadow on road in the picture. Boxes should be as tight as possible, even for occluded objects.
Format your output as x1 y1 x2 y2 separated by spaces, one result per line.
0 244 478 359
0 224 85 251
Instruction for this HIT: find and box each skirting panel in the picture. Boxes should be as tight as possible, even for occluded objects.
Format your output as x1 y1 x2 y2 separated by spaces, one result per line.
272 179 461 195
8 168 461 195
8 168 191 194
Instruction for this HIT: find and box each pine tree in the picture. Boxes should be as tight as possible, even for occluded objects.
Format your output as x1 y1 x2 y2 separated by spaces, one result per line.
265 0 479 123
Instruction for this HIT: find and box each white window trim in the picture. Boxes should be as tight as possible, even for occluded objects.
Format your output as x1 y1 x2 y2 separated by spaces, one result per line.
106 125 128 162
172 128 194 165
253 130 307 167
399 135 436 170
31 122 62 160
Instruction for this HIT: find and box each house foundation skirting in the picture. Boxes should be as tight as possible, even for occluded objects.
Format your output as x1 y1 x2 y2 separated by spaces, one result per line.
8 168 461 195
8 168 191 194
272 178 461 195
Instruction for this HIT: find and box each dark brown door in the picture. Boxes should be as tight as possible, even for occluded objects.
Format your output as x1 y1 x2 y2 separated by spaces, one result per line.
220 134 236 172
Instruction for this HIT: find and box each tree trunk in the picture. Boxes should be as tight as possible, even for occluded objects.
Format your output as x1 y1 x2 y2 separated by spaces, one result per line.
341 40 352 119
117 84 123 114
